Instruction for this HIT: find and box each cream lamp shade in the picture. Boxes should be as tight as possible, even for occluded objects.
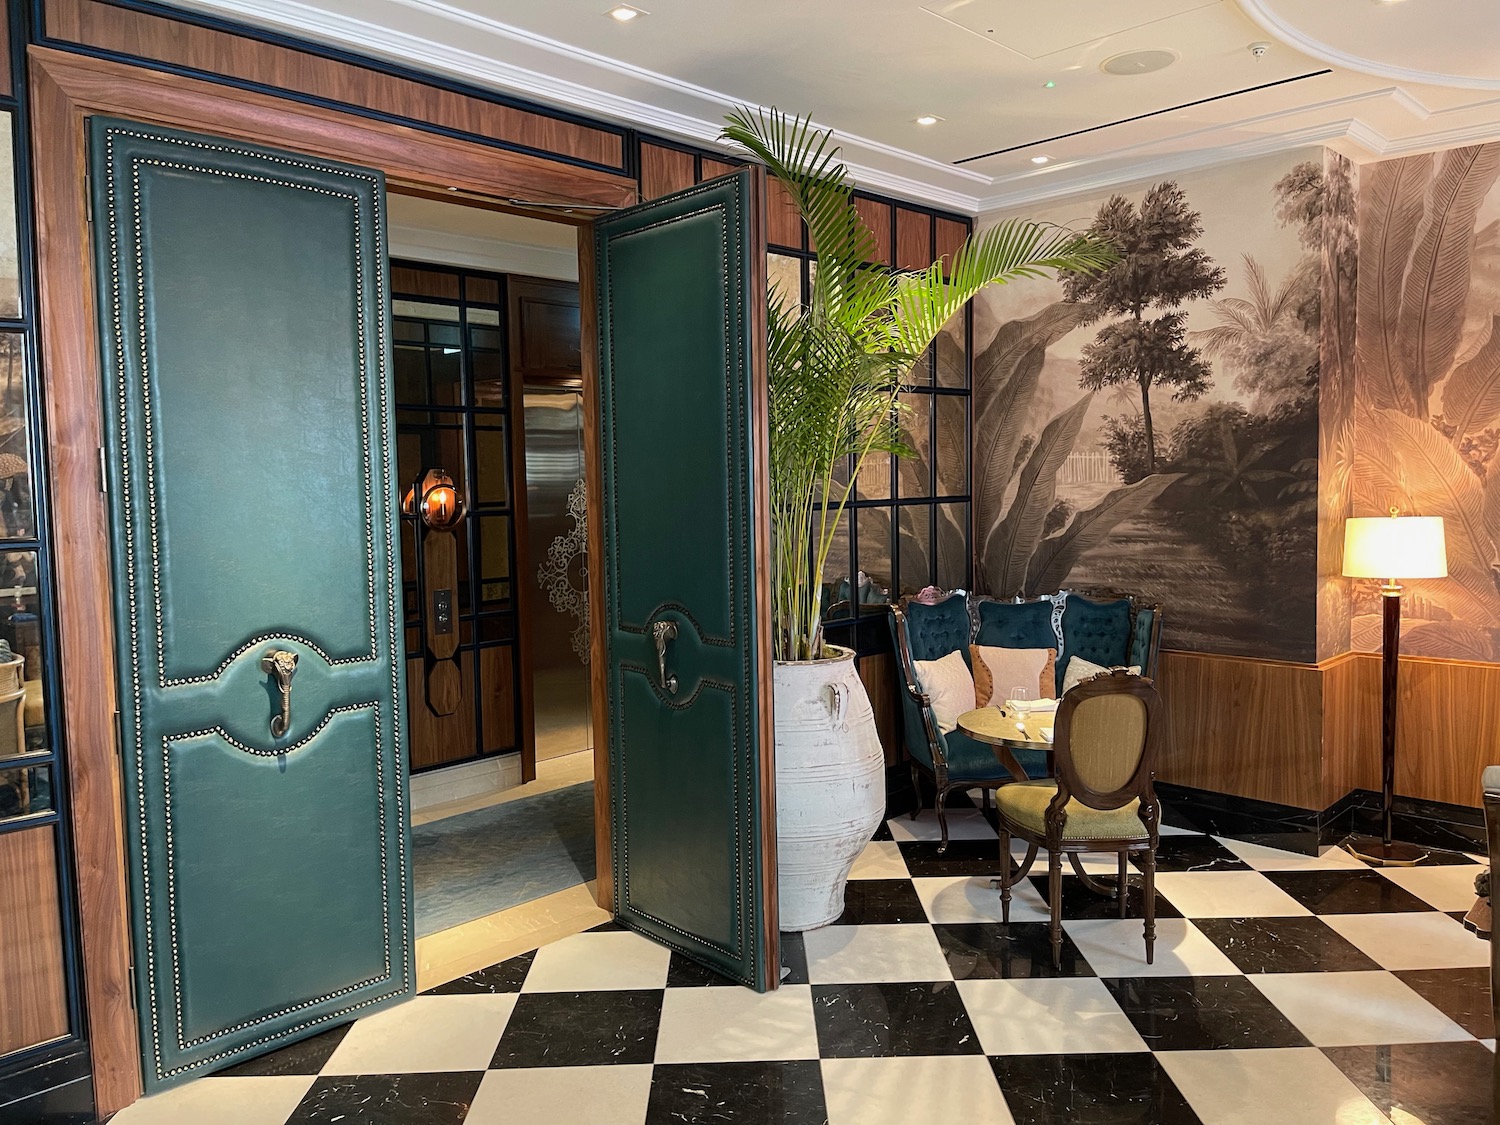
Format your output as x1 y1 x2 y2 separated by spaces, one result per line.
1342 514 1448 581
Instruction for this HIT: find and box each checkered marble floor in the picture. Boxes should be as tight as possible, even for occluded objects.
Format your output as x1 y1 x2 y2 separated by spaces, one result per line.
110 805 1497 1125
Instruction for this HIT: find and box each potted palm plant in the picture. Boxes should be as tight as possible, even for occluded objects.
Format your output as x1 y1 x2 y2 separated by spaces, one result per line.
720 108 1114 930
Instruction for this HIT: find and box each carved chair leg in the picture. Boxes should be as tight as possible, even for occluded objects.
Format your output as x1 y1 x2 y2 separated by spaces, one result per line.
908 763 923 820
1143 847 1157 966
935 786 951 855
1118 851 1129 919
981 787 992 812
998 821 1012 924
1048 847 1063 970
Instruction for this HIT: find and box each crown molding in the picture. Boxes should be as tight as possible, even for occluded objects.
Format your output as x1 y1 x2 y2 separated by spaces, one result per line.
1237 0 1500 92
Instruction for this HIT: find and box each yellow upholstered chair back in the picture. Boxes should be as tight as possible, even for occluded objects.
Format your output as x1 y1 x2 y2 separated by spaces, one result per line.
1053 670 1163 812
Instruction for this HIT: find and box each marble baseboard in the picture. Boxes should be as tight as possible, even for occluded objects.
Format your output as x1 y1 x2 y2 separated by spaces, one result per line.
0 1041 94 1125
410 754 523 814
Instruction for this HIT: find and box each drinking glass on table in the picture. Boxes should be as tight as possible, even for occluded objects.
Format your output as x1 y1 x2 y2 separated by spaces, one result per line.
1009 685 1032 716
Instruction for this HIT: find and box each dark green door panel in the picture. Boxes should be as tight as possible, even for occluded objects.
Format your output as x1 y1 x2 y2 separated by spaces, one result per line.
89 118 411 1090
593 171 777 990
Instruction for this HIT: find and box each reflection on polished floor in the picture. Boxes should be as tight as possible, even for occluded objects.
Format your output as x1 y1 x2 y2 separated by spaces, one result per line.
109 797 1496 1125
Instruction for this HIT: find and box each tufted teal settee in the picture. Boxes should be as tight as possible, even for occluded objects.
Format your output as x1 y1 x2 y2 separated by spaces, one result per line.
888 589 1162 852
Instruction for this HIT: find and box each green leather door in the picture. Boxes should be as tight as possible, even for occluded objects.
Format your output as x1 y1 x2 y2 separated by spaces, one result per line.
88 118 411 1090
593 170 778 990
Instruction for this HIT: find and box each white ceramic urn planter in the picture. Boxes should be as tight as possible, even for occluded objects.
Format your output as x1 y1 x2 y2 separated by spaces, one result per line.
773 644 886 931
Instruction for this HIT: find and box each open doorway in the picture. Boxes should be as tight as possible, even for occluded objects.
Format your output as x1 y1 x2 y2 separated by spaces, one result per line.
386 195 602 964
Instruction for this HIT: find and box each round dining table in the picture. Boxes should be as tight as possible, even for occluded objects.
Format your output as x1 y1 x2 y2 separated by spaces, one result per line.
956 705 1055 783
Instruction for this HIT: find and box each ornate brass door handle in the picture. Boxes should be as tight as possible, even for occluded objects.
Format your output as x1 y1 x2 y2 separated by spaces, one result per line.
260 649 299 738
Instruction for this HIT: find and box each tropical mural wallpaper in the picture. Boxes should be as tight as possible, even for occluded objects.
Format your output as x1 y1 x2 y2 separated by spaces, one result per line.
969 150 1328 661
1349 142 1500 661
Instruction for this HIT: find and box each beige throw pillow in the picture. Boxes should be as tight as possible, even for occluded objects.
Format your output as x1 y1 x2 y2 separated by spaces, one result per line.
912 649 975 735
1061 655 1142 697
970 645 1056 707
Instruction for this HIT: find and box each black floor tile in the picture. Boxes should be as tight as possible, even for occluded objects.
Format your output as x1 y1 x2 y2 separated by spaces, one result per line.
992 1053 1204 1125
646 1060 827 1125
423 949 535 995
586 919 629 932
1261 870 1434 914
667 952 736 988
491 990 661 1068
1192 916 1381 974
1324 1041 1498 1125
779 931 810 986
215 1023 351 1077
285 1073 481 1125
832 879 930 925
1346 844 1483 867
897 839 1003 877
1103 976 1311 1051
1130 837 1249 874
1394 967 1495 1039
935 922 1095 979
811 981 981 1057
1026 874 1183 920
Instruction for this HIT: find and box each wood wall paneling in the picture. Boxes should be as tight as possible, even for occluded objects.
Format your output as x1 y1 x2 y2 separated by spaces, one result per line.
1319 651 1378 808
699 156 741 182
935 217 967 275
895 207 933 271
509 277 582 377
45 0 625 168
0 1 11 99
0 826 70 1056
858 653 902 767
766 177 803 252
1154 650 1324 811
854 196 891 266
391 265 460 301
639 143 694 202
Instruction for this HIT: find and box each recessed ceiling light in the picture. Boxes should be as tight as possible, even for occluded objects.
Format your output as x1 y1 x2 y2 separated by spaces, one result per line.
915 115 942 126
1101 49 1178 76
1042 80 1056 89
606 4 645 21
1030 156 1050 165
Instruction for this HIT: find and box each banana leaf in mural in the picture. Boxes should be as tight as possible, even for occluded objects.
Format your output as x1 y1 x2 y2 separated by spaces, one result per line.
1356 153 1432 416
983 393 1092 594
1024 473 1183 592
1353 403 1500 629
1398 146 1500 414
973 301 1087 524
1439 314 1500 437
1402 621 1498 661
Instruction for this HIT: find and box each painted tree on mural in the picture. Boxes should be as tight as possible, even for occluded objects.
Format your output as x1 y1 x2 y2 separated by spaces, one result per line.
1063 183 1226 471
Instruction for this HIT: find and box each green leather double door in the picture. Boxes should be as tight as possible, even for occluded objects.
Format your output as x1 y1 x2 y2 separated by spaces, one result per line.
592 170 779 990
89 119 412 1089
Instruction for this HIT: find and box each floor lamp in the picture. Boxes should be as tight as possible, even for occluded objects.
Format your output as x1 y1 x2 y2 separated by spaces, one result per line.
1341 509 1448 866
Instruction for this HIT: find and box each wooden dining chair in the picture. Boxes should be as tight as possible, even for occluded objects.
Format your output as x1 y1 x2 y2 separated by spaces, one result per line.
994 669 1165 969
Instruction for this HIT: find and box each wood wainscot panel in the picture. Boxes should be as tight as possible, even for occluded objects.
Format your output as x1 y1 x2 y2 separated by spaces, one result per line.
858 652 902 768
1320 651 1379 807
895 207 932 271
766 176 803 252
639 143 694 202
1154 650 1323 810
407 651 476 770
0 1 11 98
699 156 742 182
391 265 460 301
935 217 967 274
854 196 891 266
45 0 625 167
0 825 70 1055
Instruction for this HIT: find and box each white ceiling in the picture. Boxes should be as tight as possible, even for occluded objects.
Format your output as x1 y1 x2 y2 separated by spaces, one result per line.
169 0 1500 215
387 194 578 279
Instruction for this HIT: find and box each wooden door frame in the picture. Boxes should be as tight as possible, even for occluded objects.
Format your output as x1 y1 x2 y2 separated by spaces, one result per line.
30 45 633 1115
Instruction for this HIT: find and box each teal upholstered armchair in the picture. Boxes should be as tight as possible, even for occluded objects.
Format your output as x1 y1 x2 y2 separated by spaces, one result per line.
889 588 1163 852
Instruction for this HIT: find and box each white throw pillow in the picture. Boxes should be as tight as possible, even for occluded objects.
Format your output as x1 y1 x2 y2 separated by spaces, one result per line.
913 649 975 735
970 645 1056 707
1061 655 1142 697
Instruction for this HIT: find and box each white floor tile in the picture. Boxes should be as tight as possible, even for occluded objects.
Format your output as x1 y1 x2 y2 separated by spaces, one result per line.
465 1065 653 1125
1218 837 1367 871
1009 840 1119 875
1157 823 1198 836
956 977 1148 1055
521 929 672 992
802 923 952 984
848 840 911 881
886 809 997 843
321 994 517 1074
1158 1048 1392 1125
1154 871 1312 918
913 875 1049 925
1249 971 1473 1046
1374 863 1486 912
1321 911 1490 970
654 985 820 1063
111 1076 312 1125
1063 918 1240 977
821 1055 1014 1125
